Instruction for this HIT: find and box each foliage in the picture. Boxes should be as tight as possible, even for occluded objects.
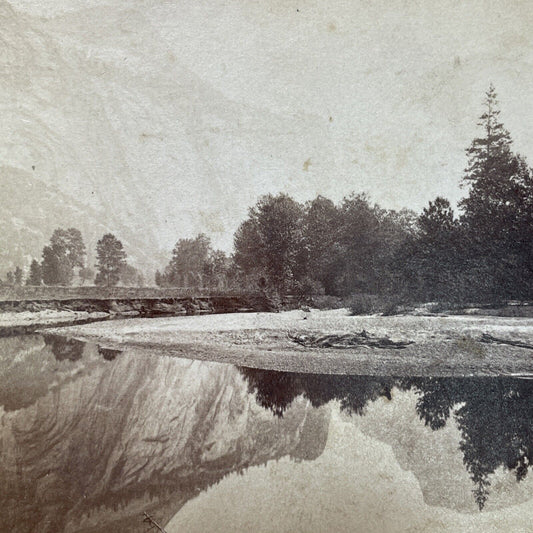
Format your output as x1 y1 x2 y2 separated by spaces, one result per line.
79 266 95 285
41 227 86 286
119 264 145 286
234 193 305 292
26 260 42 286
94 233 127 287
157 234 229 288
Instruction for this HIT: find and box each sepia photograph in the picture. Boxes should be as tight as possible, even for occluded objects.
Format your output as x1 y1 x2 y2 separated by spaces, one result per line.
1 0 533 531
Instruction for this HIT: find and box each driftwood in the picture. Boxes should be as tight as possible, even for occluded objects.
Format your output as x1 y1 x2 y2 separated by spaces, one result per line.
479 333 533 350
288 330 414 350
143 512 168 532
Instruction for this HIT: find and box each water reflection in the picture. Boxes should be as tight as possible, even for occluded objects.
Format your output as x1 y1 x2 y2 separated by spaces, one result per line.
3 332 533 533
43 334 85 361
0 336 328 533
239 367 533 510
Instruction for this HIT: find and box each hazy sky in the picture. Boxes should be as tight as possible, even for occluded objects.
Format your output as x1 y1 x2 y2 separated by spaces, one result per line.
6 0 533 251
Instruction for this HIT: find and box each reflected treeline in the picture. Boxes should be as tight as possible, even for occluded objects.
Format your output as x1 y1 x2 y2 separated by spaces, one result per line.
239 368 395 417
43 334 85 361
239 367 533 510
43 334 122 362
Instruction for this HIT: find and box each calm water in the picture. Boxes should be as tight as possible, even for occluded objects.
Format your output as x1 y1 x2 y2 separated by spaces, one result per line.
1 334 533 532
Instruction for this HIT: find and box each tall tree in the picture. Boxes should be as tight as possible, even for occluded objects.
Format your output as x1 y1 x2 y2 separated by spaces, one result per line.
94 234 127 287
302 196 342 294
233 194 305 292
165 234 212 287
13 266 23 285
41 228 86 285
459 85 533 298
26 259 43 286
42 245 73 285
335 194 383 294
402 197 461 301
50 228 86 269
203 249 230 289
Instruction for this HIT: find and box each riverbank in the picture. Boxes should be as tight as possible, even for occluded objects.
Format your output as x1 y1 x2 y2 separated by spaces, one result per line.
0 310 109 336
44 309 533 377
0 292 276 336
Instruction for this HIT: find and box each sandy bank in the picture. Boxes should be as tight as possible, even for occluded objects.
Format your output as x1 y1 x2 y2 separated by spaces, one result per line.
0 310 108 336
42 309 533 377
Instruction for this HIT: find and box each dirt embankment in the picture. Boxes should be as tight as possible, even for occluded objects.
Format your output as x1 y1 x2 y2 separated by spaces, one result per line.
0 293 288 337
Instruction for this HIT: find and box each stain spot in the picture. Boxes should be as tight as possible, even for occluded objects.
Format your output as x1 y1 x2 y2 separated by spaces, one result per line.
31 165 35 170
329 116 333 123
303 158 312 172
328 22 336 32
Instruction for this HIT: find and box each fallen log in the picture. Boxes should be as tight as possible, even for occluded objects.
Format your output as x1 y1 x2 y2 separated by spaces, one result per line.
287 330 414 349
479 333 533 350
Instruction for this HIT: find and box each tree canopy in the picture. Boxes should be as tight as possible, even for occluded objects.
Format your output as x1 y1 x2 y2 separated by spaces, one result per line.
95 233 127 287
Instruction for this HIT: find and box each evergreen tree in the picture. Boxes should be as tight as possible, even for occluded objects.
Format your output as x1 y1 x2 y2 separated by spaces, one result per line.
26 260 43 286
459 85 533 299
95 234 127 287
13 266 23 285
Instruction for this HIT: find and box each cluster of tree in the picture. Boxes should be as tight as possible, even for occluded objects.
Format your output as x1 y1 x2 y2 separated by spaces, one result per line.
3 86 530 303
2 230 143 288
155 234 232 289
399 85 533 302
230 85 533 303
232 192 416 297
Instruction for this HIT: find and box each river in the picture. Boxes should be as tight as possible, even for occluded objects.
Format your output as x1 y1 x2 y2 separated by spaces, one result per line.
1 333 533 532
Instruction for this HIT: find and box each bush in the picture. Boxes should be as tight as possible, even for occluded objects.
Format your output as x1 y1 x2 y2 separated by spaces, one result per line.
349 293 403 316
349 293 379 315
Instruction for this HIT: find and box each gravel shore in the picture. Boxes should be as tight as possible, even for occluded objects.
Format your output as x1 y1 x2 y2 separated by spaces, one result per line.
43 309 533 377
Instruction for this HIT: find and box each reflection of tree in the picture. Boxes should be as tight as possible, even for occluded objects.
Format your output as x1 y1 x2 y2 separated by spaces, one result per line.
239 367 533 510
44 334 85 361
408 377 533 510
239 367 396 418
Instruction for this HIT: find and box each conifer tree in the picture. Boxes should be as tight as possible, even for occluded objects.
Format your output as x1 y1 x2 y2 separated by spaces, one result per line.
27 259 43 286
95 234 127 287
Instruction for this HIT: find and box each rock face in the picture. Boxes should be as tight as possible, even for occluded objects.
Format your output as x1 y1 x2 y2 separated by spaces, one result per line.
0 338 330 533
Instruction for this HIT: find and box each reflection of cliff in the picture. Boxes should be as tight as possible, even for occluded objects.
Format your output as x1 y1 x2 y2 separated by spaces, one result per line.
240 367 533 511
0 335 104 412
0 344 330 533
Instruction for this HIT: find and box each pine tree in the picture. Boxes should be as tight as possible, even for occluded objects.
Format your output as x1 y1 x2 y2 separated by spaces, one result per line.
26 259 43 286
95 234 127 287
13 266 23 285
459 85 533 299
460 84 520 228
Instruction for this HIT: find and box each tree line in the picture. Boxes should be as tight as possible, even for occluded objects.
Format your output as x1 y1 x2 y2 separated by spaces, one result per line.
157 85 532 305
3 86 532 302
1 231 144 288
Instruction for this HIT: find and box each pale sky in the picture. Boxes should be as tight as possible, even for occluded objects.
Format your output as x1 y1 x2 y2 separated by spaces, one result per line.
4 0 533 252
